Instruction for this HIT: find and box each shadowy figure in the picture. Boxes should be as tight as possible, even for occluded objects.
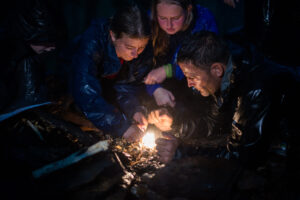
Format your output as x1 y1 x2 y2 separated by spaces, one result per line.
0 0 67 115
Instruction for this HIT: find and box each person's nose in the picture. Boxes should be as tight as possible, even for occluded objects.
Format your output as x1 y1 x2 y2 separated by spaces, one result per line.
187 79 194 88
131 49 138 59
166 19 172 29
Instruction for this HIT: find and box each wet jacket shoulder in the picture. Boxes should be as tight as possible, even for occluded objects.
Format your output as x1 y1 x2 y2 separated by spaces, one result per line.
70 18 152 137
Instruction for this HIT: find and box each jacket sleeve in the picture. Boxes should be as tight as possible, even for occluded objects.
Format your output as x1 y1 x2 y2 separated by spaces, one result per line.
172 97 224 141
170 96 230 160
71 23 130 137
146 84 160 96
226 88 278 166
114 84 147 119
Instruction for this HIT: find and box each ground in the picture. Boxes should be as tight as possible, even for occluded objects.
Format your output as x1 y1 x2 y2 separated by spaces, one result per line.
0 101 299 200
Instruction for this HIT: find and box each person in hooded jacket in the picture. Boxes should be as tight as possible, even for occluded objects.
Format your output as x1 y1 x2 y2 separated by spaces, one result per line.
0 0 66 114
147 31 300 177
143 0 218 108
67 4 153 140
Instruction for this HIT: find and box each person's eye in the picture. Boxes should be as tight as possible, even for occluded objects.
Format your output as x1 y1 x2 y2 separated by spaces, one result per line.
172 16 181 20
138 47 145 52
159 16 167 20
126 46 133 50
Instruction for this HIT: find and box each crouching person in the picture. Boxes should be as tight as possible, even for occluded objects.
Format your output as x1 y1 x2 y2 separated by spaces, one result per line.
148 31 300 175
68 4 152 141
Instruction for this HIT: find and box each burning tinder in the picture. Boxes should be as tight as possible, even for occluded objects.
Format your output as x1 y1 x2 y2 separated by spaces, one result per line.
141 132 156 149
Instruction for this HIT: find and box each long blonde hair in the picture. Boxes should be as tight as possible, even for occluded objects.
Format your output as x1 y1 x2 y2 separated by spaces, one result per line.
151 0 194 65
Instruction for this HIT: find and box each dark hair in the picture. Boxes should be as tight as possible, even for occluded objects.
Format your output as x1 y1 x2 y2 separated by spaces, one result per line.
152 0 195 65
110 4 151 39
177 31 230 70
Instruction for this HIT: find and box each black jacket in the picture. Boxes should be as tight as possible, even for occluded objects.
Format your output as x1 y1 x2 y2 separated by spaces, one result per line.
174 43 300 167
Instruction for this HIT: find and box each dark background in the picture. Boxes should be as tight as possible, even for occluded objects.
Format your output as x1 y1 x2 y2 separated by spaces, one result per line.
0 0 244 41
0 0 299 66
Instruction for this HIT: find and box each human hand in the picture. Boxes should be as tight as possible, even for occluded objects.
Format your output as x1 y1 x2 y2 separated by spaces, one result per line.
223 0 239 8
148 108 173 132
122 125 143 142
133 112 148 132
144 66 166 85
156 132 179 163
153 87 176 108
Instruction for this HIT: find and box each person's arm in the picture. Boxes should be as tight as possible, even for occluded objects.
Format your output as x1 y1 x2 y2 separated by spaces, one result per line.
113 84 148 131
145 70 176 108
71 24 130 137
146 84 161 95
147 105 222 163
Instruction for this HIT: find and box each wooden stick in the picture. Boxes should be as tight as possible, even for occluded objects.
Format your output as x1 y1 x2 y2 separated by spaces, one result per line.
26 120 45 142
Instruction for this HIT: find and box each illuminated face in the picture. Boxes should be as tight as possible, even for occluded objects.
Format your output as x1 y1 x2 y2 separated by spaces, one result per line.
110 32 149 61
156 2 186 35
179 61 221 97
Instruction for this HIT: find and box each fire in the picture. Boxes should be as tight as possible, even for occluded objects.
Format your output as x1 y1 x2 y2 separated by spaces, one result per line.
141 132 156 149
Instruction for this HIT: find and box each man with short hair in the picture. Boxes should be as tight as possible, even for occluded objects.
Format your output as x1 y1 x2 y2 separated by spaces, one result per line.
148 31 300 172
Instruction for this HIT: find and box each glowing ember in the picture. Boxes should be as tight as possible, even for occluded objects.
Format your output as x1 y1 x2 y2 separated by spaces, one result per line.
141 132 156 149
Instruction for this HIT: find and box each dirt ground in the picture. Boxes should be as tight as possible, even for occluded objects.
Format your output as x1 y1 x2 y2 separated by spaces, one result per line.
0 103 299 200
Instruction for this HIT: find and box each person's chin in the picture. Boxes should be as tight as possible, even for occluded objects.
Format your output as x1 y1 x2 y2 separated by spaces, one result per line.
165 29 178 35
199 89 209 97
124 57 133 61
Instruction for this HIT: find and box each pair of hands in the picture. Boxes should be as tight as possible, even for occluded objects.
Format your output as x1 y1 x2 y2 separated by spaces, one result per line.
123 109 173 141
123 108 178 163
148 108 178 163
144 66 176 108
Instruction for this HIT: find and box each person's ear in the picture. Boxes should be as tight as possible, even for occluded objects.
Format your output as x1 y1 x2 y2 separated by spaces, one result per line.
109 30 116 42
210 63 224 77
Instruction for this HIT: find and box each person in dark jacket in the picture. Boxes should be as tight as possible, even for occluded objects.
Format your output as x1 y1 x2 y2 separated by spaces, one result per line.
143 0 218 108
147 31 300 170
0 0 66 114
68 4 152 140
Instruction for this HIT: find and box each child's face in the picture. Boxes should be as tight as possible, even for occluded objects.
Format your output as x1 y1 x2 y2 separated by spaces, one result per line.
156 2 186 35
110 32 149 61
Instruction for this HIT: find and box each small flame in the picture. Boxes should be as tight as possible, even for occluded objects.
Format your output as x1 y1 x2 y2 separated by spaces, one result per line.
141 132 156 149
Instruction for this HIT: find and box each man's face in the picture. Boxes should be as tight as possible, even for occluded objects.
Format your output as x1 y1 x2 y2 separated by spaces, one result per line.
179 61 221 97
110 32 149 61
156 2 186 35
